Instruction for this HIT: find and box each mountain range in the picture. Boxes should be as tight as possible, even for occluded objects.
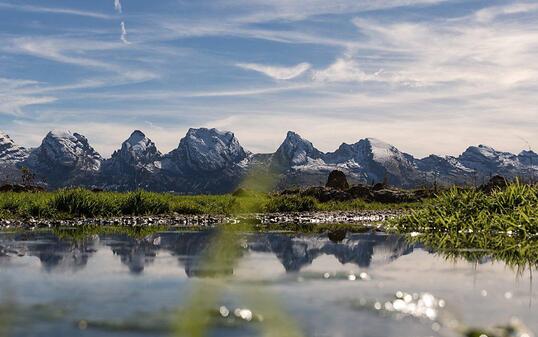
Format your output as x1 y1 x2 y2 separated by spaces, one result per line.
0 128 536 193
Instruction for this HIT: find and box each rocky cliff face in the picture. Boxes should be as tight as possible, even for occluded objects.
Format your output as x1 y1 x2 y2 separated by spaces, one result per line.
2 127 536 192
271 131 325 169
100 130 162 190
160 128 250 193
24 131 102 187
163 128 248 172
458 145 524 179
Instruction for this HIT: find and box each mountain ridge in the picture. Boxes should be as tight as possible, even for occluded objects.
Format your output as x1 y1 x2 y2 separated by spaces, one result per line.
0 128 536 192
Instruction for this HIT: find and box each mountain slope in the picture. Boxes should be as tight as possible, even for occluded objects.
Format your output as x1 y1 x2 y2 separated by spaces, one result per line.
25 130 102 187
161 128 249 193
3 128 537 191
100 130 162 190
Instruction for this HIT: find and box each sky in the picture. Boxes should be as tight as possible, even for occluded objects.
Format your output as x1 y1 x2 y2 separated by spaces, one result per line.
0 0 537 158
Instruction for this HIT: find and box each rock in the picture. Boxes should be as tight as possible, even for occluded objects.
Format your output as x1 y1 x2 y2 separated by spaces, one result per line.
481 175 508 193
0 184 45 192
371 189 418 203
347 184 373 200
372 182 386 191
301 186 352 202
326 170 349 190
327 229 347 243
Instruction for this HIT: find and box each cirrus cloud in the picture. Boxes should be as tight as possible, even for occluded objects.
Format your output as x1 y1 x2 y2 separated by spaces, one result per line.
236 62 311 80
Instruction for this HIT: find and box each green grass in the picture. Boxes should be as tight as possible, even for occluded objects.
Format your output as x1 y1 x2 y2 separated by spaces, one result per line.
392 182 538 270
0 188 418 220
393 182 538 235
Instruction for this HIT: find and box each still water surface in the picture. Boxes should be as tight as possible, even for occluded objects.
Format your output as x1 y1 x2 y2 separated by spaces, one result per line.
0 230 536 337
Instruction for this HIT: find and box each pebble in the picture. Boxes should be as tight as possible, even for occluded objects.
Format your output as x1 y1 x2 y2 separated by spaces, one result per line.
0 210 401 230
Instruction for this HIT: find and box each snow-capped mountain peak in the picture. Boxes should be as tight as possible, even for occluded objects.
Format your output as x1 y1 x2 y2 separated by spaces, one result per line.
167 127 248 172
363 137 403 164
121 130 161 162
108 130 161 171
459 144 519 173
0 131 29 164
33 130 102 171
273 131 324 167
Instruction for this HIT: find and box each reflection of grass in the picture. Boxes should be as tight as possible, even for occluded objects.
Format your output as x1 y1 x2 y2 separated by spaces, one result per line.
52 225 168 241
0 188 420 220
393 182 538 270
222 222 370 234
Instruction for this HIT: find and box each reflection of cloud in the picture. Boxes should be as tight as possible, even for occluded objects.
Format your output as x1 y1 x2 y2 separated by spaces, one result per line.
237 62 311 80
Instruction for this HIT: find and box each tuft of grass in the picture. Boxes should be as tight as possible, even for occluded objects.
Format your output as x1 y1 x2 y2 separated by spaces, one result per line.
50 188 118 218
393 182 538 235
392 182 538 271
120 190 170 215
263 195 317 213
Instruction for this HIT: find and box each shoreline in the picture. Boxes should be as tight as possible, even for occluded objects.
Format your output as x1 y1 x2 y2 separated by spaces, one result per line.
0 210 403 230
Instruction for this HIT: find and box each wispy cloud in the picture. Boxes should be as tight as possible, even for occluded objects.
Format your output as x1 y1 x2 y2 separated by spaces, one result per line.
474 2 538 23
0 2 112 19
114 0 122 14
0 78 57 115
120 21 131 44
236 62 311 80
312 58 380 83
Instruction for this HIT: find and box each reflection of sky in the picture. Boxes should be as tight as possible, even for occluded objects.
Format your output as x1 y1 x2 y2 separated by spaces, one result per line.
0 233 537 337
1 1 537 157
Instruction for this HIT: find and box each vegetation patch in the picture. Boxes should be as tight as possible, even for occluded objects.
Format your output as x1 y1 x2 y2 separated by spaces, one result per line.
393 182 538 235
392 182 538 270
0 188 417 220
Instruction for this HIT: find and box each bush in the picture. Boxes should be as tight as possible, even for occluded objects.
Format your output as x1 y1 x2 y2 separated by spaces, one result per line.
264 195 317 213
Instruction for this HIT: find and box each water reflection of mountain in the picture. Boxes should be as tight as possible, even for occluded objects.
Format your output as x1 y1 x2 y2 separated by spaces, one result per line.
0 232 97 271
0 231 413 275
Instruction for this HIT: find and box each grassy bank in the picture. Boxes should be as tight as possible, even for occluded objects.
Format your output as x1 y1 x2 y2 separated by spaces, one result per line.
393 182 538 235
0 188 420 219
392 182 538 269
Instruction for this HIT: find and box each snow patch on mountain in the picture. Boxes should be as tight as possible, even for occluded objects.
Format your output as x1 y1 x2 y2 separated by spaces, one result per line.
165 128 249 172
112 130 161 172
29 130 102 172
273 131 324 168
0 131 29 164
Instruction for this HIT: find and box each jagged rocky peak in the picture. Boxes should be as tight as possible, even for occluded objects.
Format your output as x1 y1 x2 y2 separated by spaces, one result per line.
115 130 161 165
171 127 249 171
0 131 29 163
273 131 324 167
360 138 410 164
518 149 538 166
34 130 102 171
459 144 519 171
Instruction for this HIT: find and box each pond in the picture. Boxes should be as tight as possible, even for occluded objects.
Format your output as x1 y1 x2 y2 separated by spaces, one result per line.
0 229 536 337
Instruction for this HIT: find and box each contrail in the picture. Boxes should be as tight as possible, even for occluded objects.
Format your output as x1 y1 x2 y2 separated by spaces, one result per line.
121 21 131 44
114 0 122 13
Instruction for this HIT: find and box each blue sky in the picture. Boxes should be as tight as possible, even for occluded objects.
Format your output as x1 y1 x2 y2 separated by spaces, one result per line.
0 0 537 157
